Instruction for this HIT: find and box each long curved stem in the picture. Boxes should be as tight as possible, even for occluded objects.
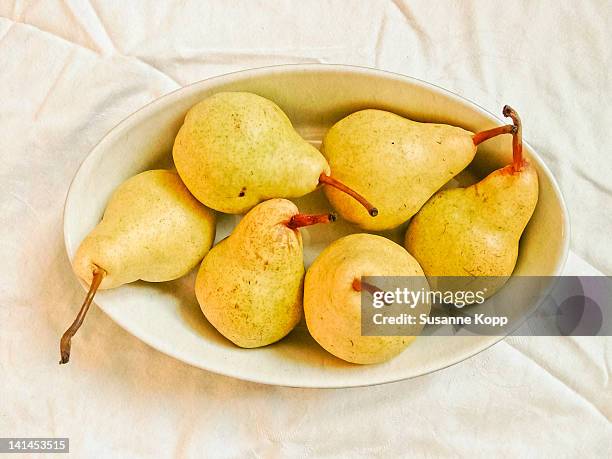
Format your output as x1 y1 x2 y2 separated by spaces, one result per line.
472 124 517 146
502 105 523 172
319 174 378 217
286 212 336 229
60 266 106 364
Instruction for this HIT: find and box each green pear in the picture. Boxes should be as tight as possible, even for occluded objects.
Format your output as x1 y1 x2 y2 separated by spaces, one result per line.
196 198 335 348
73 170 216 288
405 106 538 293
321 108 516 230
62 170 216 363
304 234 430 364
173 92 377 216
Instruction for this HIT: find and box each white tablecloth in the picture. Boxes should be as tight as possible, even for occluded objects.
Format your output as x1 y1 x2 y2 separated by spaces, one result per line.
1 1 610 457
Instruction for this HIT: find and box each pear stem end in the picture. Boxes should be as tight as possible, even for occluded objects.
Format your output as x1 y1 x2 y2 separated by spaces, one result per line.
472 124 517 146
352 278 380 295
502 105 524 173
286 212 336 230
59 266 106 364
318 174 378 218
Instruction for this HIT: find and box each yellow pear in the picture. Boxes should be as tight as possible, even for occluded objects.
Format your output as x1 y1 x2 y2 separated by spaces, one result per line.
196 198 335 348
61 170 216 363
173 91 377 216
321 108 517 230
405 107 538 292
304 234 430 364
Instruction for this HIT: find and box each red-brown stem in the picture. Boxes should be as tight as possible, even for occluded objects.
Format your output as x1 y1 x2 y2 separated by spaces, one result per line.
472 124 517 146
352 278 394 305
318 174 378 217
352 278 381 295
502 105 524 172
286 212 337 229
60 266 106 364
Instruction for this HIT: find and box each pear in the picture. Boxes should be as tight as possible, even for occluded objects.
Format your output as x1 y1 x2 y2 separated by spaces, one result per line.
61 170 216 363
405 106 538 294
321 108 517 230
196 198 335 348
173 91 377 216
304 234 430 364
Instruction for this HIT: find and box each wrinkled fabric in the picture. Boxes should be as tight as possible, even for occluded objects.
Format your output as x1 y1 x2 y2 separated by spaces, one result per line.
0 1 610 457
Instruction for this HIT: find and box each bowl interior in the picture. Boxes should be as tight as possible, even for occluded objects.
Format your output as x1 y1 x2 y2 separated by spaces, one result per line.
64 65 569 388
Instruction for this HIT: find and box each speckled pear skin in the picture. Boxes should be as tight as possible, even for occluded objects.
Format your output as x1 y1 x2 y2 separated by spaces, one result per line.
321 109 477 231
304 234 428 365
405 162 538 282
173 92 330 214
196 199 304 348
73 170 216 290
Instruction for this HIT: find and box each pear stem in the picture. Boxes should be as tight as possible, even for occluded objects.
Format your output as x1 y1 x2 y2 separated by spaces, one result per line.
318 174 378 217
472 124 517 146
353 278 394 306
59 265 106 364
502 105 524 172
286 212 337 229
352 278 380 295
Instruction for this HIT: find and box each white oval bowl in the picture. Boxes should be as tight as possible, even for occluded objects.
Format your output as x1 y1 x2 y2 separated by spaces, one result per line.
64 64 569 388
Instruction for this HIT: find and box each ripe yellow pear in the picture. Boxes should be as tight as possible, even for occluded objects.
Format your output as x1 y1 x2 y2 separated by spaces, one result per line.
61 169 216 363
321 108 517 230
173 92 377 216
405 107 538 292
304 234 430 364
196 198 335 348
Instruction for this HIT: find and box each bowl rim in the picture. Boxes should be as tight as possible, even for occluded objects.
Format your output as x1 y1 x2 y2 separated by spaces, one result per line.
63 63 571 388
